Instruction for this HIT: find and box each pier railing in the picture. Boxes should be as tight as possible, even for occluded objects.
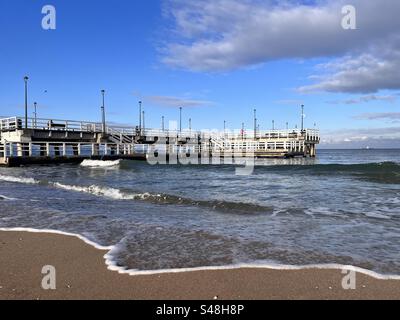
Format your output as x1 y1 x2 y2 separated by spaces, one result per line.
0 141 141 159
0 117 20 131
0 116 319 138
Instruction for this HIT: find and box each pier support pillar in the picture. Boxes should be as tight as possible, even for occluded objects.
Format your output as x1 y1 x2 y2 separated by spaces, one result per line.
92 144 99 156
17 143 23 157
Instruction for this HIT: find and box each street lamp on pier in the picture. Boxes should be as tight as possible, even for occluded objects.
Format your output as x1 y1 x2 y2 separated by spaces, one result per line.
24 76 29 129
101 90 106 134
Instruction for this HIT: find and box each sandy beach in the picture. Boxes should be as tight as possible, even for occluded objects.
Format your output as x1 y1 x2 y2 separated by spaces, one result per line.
0 230 399 300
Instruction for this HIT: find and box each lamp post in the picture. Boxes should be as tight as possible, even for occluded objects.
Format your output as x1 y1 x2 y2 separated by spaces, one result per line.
139 101 142 133
301 104 305 133
179 107 182 133
33 102 37 128
272 120 275 131
253 109 257 139
24 76 29 129
241 122 245 140
142 111 145 133
189 118 192 134
101 90 106 134
162 116 165 132
286 122 289 130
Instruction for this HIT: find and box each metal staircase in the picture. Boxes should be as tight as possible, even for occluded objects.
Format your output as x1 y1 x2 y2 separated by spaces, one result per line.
107 127 134 144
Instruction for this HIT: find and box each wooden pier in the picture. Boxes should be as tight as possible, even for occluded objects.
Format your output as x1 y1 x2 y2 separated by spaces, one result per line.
0 116 320 167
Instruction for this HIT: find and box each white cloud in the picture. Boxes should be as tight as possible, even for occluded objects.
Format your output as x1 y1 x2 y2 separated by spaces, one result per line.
162 0 400 93
354 112 400 121
326 94 398 105
320 126 400 148
298 45 400 93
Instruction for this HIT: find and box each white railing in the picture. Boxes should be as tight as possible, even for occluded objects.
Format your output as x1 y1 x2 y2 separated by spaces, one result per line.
0 117 20 131
0 141 141 159
0 116 320 143
0 116 104 132
107 127 135 144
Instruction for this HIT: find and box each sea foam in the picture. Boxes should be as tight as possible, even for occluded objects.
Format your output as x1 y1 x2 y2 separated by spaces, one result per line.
0 194 19 201
1 227 400 280
80 159 122 168
52 182 137 200
0 174 38 185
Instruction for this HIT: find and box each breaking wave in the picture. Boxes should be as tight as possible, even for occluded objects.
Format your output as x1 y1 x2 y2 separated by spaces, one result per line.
0 174 38 185
0 195 18 201
52 182 271 214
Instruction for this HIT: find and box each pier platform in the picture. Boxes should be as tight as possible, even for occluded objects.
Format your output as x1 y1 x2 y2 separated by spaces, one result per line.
1 116 320 167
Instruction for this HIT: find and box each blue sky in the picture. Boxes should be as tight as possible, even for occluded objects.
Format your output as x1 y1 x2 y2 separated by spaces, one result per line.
0 0 399 148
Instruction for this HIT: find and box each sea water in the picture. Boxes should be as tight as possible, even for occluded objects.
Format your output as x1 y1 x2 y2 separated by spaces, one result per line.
0 149 400 275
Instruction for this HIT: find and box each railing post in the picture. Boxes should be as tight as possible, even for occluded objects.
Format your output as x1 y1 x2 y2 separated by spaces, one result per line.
17 143 23 157
63 143 67 156
46 143 50 157
92 143 99 156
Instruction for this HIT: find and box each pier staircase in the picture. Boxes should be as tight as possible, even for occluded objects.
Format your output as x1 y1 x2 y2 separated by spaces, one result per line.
210 135 229 152
107 127 134 144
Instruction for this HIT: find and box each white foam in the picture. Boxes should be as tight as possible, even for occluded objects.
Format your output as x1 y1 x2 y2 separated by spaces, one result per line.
0 195 19 201
0 174 38 185
80 160 122 168
52 182 154 201
0 227 112 251
52 182 147 200
52 182 129 199
1 227 399 281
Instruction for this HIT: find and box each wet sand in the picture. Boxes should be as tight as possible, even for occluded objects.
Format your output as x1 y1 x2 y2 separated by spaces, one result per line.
1 230 400 300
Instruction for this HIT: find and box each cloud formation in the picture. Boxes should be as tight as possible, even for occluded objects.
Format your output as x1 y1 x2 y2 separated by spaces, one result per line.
298 45 400 93
326 94 397 105
320 126 400 148
162 0 400 93
144 95 213 108
354 112 400 121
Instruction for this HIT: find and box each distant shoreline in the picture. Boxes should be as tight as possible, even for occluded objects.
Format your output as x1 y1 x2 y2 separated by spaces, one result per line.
1 229 400 300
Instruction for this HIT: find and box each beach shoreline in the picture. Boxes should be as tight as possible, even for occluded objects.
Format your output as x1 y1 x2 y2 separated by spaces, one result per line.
1 230 400 300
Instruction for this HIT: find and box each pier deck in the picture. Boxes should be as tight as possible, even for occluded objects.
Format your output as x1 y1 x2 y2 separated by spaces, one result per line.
1 116 320 167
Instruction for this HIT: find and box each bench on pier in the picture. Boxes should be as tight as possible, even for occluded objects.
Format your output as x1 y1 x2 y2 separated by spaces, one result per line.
48 121 66 130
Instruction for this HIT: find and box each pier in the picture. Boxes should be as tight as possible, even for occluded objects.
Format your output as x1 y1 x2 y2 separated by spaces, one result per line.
0 116 320 167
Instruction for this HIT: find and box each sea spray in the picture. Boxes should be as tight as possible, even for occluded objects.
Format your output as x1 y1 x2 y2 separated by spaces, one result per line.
80 159 122 168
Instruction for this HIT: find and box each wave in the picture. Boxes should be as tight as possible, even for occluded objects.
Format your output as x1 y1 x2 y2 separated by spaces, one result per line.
0 174 38 184
1 227 400 280
52 182 135 200
255 161 400 172
1 173 267 214
254 162 400 184
52 182 271 214
80 159 122 168
0 195 18 201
